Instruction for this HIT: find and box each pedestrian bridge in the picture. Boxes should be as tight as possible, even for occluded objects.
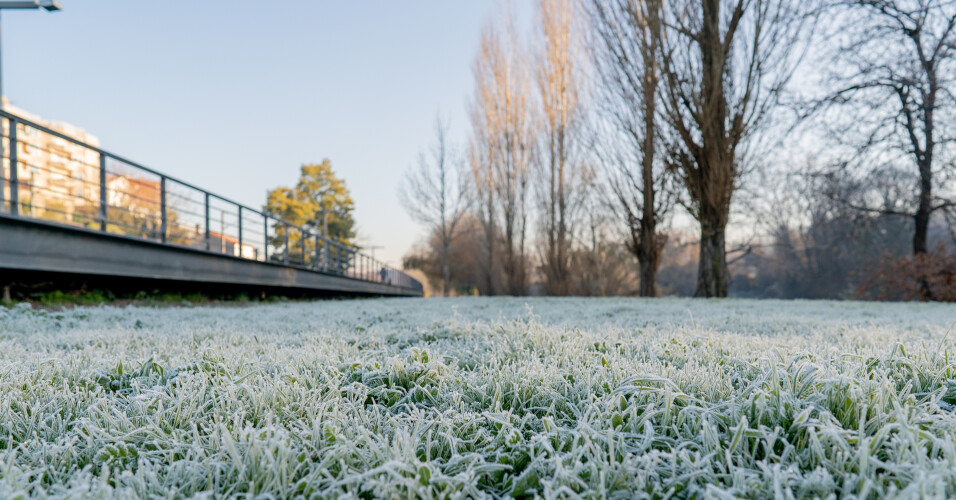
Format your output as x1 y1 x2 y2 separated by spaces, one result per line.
0 108 423 297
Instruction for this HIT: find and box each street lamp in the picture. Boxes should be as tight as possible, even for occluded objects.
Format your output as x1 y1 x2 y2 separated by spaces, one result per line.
365 245 382 260
0 1 62 107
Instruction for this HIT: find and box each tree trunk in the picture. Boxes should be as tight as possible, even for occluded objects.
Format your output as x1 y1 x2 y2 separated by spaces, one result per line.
914 160 933 299
639 32 658 298
636 218 660 297
638 256 657 297
693 0 731 298
484 191 496 296
486 221 495 295
504 219 515 295
556 133 569 296
441 240 451 297
696 221 729 297
914 173 931 255
914 80 934 299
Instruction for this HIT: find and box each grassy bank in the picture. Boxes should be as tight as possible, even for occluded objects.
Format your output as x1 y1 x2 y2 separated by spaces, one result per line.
0 298 954 497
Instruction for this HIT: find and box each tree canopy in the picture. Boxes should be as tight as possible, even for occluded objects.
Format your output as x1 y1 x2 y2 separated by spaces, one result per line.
264 161 355 244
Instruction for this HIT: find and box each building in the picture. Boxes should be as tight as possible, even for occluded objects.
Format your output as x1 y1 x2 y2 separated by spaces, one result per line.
103 174 165 238
208 231 259 260
106 175 161 216
2 98 101 227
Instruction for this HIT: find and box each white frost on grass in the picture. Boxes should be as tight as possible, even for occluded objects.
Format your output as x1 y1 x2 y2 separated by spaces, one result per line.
0 297 954 498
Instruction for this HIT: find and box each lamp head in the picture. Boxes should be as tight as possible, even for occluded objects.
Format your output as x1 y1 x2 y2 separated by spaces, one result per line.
0 1 61 10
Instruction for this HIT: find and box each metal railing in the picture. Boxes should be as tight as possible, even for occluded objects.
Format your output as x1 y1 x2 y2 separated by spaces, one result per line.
0 108 422 294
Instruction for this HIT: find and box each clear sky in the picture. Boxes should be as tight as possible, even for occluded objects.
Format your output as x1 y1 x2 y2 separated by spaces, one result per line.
4 1 529 266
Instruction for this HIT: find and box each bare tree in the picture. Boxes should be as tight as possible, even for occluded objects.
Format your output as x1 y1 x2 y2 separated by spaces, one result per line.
819 0 956 299
587 0 672 297
470 25 502 296
468 136 499 294
533 0 587 296
570 172 637 296
656 0 814 297
753 163 912 299
399 117 468 297
469 10 536 296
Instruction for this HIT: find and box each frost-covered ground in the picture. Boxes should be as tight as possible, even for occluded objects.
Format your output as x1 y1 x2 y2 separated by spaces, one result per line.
0 297 955 498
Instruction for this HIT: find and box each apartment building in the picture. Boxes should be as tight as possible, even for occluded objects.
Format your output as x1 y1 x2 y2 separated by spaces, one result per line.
2 98 101 227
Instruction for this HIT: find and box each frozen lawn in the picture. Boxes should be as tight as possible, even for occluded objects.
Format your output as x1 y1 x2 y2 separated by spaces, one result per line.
0 298 955 498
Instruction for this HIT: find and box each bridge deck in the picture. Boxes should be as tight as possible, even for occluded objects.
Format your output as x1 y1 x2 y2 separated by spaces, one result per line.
0 215 421 297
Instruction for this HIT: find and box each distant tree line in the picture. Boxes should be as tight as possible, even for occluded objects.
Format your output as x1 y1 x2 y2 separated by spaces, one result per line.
401 0 956 301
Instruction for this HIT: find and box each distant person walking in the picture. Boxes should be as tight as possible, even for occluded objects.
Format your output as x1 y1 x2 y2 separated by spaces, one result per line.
380 267 388 284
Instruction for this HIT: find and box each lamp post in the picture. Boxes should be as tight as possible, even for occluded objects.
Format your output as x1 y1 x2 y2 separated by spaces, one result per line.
365 245 382 260
0 1 62 106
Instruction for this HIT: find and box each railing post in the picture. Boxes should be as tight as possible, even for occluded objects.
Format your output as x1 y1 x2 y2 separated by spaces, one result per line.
204 192 210 251
300 231 306 266
237 206 243 258
159 176 167 243
323 236 329 272
283 225 289 264
220 211 225 254
263 217 269 261
8 118 17 216
99 152 106 230
333 244 340 274
314 234 320 270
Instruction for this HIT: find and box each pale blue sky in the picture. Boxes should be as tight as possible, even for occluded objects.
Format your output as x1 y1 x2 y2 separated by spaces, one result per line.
4 1 531 265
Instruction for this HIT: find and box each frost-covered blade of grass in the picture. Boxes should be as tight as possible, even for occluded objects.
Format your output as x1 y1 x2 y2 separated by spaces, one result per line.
0 298 954 498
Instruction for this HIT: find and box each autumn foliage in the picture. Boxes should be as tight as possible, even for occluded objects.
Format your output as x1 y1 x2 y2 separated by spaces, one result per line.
858 246 956 302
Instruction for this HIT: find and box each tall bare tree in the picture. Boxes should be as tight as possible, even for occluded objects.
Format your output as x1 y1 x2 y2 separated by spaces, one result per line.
468 127 498 295
534 0 587 296
656 0 814 297
399 118 469 297
587 0 671 297
470 11 536 296
470 24 502 296
820 0 956 298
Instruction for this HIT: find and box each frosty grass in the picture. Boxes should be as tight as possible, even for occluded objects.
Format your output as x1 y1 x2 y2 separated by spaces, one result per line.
1 297 955 498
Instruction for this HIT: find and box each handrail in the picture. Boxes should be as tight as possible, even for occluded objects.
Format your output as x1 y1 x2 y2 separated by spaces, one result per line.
0 109 422 293
0 108 267 219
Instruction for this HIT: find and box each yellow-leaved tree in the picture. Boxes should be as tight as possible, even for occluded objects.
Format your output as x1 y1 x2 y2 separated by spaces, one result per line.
264 161 356 263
